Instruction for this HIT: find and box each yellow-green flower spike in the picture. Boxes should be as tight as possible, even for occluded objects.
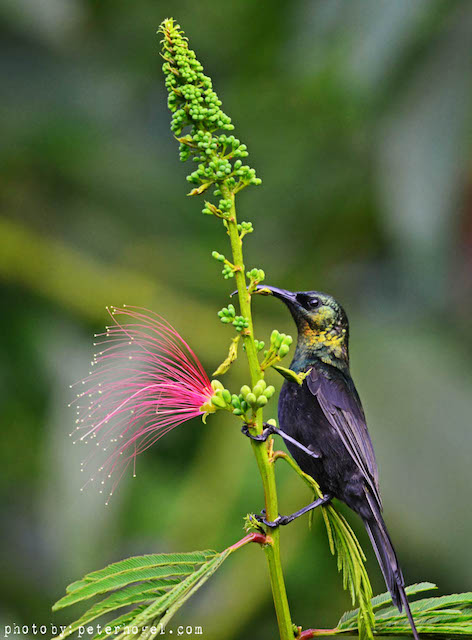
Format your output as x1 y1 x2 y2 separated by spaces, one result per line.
159 18 261 217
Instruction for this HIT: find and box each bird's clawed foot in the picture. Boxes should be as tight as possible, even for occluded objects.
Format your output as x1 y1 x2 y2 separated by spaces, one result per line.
255 509 291 528
241 422 276 442
241 422 321 460
254 494 333 528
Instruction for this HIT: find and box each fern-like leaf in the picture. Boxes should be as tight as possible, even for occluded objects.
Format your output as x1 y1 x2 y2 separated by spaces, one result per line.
52 549 230 640
321 504 375 640
336 585 472 636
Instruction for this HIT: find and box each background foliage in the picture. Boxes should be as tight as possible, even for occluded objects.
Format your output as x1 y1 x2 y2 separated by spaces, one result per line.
1 1 472 638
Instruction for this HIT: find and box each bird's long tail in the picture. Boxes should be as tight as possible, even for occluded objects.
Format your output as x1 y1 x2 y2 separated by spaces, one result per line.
363 494 420 640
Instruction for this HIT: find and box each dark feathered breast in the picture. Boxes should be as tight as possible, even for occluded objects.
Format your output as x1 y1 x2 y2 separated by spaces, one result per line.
278 362 381 518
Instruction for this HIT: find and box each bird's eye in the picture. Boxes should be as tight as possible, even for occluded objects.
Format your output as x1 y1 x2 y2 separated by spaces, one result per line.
307 297 321 310
295 293 322 310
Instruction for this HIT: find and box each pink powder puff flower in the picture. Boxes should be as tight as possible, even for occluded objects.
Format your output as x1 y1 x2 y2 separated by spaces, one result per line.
70 305 215 503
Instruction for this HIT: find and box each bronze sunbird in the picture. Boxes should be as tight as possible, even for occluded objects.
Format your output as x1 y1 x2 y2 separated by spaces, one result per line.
247 286 419 640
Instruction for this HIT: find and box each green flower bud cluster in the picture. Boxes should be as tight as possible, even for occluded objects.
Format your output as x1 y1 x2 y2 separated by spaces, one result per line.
247 267 265 282
218 304 236 323
160 21 233 136
222 264 234 279
242 338 265 353
254 339 265 352
209 379 233 410
209 380 275 419
218 198 232 213
159 19 261 216
233 316 249 332
234 166 261 190
261 330 293 369
234 380 276 413
238 221 254 237
218 306 247 332
202 201 220 216
270 330 292 356
211 251 236 279
247 267 265 292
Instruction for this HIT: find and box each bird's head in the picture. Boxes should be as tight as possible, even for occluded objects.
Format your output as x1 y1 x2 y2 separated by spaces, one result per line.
256 286 350 366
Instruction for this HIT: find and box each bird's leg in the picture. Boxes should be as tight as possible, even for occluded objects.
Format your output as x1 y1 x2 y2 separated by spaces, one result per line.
241 422 276 442
241 423 321 459
256 493 332 528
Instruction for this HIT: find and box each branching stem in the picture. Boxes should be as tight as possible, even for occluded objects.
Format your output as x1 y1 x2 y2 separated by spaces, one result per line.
223 187 294 640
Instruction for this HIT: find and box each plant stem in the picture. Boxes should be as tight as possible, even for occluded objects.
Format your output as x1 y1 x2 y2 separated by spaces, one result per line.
223 187 294 640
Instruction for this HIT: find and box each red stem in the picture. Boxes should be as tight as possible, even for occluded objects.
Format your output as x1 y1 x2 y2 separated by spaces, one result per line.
227 531 267 552
298 629 338 639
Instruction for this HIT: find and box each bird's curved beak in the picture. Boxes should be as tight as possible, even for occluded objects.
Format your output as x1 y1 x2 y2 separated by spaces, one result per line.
254 285 297 305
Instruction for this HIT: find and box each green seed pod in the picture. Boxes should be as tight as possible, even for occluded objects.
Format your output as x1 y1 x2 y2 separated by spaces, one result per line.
222 389 232 404
211 379 224 391
241 400 248 412
265 385 275 399
232 396 240 408
267 418 277 427
233 408 243 416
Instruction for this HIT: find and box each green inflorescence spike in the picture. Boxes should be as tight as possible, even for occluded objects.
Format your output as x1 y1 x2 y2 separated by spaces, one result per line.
159 19 261 216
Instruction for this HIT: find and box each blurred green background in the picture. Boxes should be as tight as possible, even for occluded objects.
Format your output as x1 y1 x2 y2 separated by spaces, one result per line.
1 1 472 638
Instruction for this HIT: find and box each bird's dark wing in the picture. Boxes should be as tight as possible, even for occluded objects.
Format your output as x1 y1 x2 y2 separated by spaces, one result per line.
307 366 381 507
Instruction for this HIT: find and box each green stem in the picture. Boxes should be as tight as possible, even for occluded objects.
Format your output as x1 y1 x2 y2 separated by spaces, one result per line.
223 187 294 640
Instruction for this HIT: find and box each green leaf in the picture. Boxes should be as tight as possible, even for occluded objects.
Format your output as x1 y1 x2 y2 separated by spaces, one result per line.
55 581 171 637
92 605 149 640
52 549 231 640
125 549 231 638
338 582 438 628
272 365 310 386
370 582 437 612
336 586 472 637
66 550 215 592
212 335 240 376
55 564 197 610
321 504 374 640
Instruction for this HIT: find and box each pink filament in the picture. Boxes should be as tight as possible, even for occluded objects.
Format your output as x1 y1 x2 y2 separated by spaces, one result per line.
70 306 213 501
